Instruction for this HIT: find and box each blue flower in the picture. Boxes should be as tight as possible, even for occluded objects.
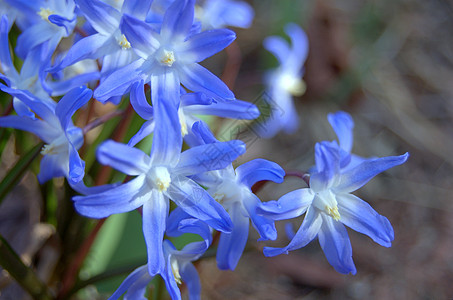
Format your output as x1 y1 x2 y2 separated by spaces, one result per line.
48 0 154 102
195 0 254 30
109 209 212 300
94 0 236 105
0 86 91 184
189 121 285 270
258 111 409 274
73 113 246 275
256 23 308 138
8 0 76 59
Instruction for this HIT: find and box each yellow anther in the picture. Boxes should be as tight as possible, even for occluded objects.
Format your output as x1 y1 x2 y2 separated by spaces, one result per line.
159 50 176 67
178 109 188 136
118 34 131 49
171 259 182 285
326 205 340 221
37 8 55 22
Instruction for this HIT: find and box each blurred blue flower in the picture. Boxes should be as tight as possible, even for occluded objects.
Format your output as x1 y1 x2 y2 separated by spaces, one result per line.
195 0 254 30
256 23 308 138
259 111 409 274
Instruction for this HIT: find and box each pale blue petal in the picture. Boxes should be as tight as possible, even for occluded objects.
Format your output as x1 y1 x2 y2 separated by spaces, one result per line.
184 99 259 120
284 23 309 70
97 140 150 175
37 154 67 184
236 158 284 189
338 194 394 247
174 140 246 176
94 58 147 102
263 36 289 65
128 119 155 147
73 175 148 218
0 15 18 77
204 0 254 29
179 63 235 101
310 142 340 192
167 176 233 232
121 0 153 20
120 14 161 59
15 22 53 58
49 72 100 96
334 152 409 193
180 263 201 300
178 28 235 63
130 80 153 119
55 86 92 131
318 215 356 274
76 0 120 35
0 115 58 142
68 144 85 183
257 188 314 221
149 69 182 166
242 193 276 240
0 86 58 125
327 111 354 153
143 191 168 275
217 202 248 270
180 92 212 106
48 33 111 72
263 207 321 257
160 0 195 43
47 14 75 36
109 265 151 300
161 255 182 300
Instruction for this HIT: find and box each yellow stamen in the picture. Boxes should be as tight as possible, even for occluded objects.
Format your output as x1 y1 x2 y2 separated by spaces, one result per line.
159 50 175 67
37 8 55 22
118 34 131 49
326 205 340 221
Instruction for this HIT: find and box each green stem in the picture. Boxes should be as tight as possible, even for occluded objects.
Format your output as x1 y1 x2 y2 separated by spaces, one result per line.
0 235 54 300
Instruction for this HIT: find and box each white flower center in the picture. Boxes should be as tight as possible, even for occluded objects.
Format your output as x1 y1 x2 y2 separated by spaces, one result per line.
158 49 176 67
313 190 340 221
278 73 306 96
41 135 68 155
210 178 244 206
147 166 171 192
178 109 188 136
37 7 55 22
170 258 182 285
118 34 131 49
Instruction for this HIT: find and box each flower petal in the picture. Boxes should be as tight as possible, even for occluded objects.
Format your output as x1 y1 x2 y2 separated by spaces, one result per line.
236 158 285 189
242 193 277 240
120 14 161 59
97 140 150 175
318 215 356 275
263 207 322 257
130 80 153 119
121 0 153 20
55 86 92 131
334 152 409 193
37 153 67 184
177 28 235 63
0 115 58 142
94 58 147 102
216 202 249 270
68 143 85 183
128 119 155 147
258 188 314 221
167 176 232 233
109 265 151 300
263 36 290 65
149 69 182 166
0 16 18 78
338 194 394 247
73 175 148 218
180 263 201 300
174 140 245 176
179 63 235 101
160 0 195 42
143 191 169 275
327 111 354 153
184 98 259 120
310 142 341 192
76 0 121 35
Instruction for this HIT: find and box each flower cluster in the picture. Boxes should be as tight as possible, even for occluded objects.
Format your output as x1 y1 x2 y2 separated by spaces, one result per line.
0 0 408 299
